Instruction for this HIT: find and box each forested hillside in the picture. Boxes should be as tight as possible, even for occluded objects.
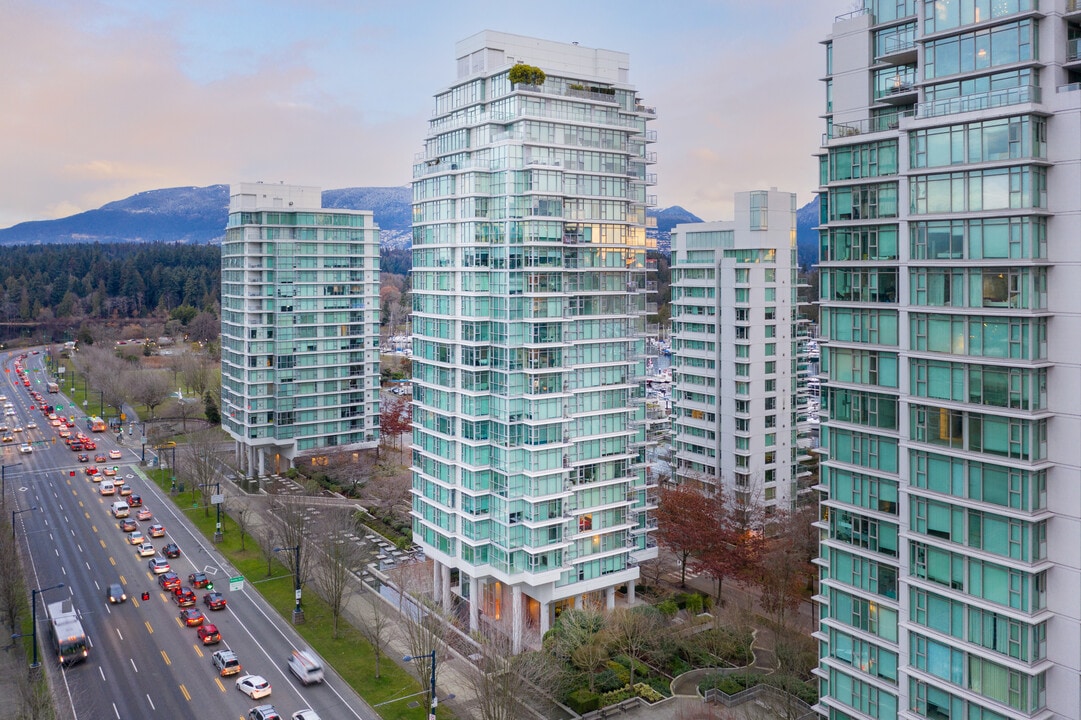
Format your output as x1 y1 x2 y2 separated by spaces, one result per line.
0 243 220 321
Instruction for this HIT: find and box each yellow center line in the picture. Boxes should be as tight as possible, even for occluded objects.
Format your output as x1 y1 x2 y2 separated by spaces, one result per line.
214 676 225 693
144 620 153 634
193 646 204 658
119 575 126 585
99 539 106 549
109 557 116 567
83 512 89 519
160 649 171 666
91 525 97 533
179 684 190 702
78 500 83 507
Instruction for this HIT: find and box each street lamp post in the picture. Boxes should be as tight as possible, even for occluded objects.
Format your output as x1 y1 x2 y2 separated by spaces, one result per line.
30 583 64 668
403 651 438 719
12 506 36 538
1 462 21 510
274 545 303 624
98 389 104 419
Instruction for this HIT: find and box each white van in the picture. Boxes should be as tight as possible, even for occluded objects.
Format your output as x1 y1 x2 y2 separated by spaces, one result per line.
111 501 129 518
287 649 324 685
100 481 116 496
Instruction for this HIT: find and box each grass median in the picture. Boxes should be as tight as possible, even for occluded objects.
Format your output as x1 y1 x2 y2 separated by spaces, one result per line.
145 468 454 720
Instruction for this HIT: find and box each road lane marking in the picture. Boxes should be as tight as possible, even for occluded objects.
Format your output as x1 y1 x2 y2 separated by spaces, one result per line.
98 540 105 548
91 525 97 533
160 649 171 666
109 557 116 566
144 620 153 634
179 684 190 701
213 676 225 693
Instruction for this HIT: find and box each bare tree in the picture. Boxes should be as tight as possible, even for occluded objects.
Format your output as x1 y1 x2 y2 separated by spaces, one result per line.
468 624 566 720
256 521 281 578
179 429 221 518
129 369 172 420
358 596 393 679
14 668 54 720
391 559 446 707
229 495 258 552
571 642 609 693
600 606 665 689
171 394 201 432
311 509 365 638
276 500 312 590
177 353 214 398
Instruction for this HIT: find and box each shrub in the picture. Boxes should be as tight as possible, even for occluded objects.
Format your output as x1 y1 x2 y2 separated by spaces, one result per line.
508 63 546 86
607 660 631 686
685 593 704 615
701 673 762 696
645 675 672 698
594 668 624 693
633 682 665 703
566 688 600 714
656 599 679 617
599 686 634 707
613 654 650 680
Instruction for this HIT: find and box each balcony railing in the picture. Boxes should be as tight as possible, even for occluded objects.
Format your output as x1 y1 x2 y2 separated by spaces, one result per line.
917 85 1041 118
825 110 915 141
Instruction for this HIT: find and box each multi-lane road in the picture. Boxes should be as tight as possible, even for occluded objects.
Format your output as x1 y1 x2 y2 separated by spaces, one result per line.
3 349 376 720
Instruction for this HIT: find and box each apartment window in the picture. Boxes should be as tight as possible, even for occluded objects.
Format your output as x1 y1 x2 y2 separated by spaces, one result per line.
735 308 749 322
735 269 749 284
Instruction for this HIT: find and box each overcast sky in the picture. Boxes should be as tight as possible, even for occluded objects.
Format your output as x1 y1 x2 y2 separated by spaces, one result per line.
1 0 847 229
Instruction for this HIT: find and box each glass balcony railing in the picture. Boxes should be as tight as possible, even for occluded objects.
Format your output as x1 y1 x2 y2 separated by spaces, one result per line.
918 85 1042 118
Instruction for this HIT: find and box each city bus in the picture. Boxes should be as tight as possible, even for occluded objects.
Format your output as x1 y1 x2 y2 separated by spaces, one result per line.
48 600 88 666
87 416 107 432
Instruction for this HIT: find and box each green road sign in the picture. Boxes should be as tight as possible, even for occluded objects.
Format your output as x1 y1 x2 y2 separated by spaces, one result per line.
229 576 244 592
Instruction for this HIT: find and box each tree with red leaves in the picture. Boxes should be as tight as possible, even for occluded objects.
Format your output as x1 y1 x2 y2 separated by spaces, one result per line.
379 394 413 459
656 484 714 587
692 487 766 604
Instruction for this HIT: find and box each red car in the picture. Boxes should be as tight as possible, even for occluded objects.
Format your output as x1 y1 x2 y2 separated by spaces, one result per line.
197 624 221 645
173 587 197 607
84 466 98 476
179 608 205 627
84 441 97 450
203 592 227 611
158 572 181 591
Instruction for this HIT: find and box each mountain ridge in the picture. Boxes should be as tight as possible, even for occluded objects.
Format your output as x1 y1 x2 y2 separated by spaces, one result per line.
0 185 819 265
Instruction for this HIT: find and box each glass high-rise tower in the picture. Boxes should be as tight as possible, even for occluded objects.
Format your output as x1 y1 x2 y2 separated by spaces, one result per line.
221 183 381 477
410 31 658 652
814 2 1081 718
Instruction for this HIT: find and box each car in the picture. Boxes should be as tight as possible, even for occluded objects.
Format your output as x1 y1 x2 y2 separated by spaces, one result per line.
189 572 211 589
236 674 272 700
94 454 106 463
128 494 143 508
26 421 36 429
119 485 132 496
83 441 96 450
173 587 197 607
84 466 98 476
148 524 165 538
158 572 181 591
119 518 138 532
127 531 144 545
104 467 118 477
70 441 83 451
77 453 89 462
109 449 122 459
136 507 152 521
18 444 32 454
248 705 282 720
1 435 13 443
179 608 205 627
291 711 321 720
65 419 74 427
50 419 61 427
162 542 180 558
203 592 227 610
136 542 156 557
106 582 127 604
197 623 221 645
12 426 22 433
148 557 170 574
212 649 243 676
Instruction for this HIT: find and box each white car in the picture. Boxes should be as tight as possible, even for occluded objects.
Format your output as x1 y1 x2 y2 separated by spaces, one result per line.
292 711 322 720
127 531 145 545
25 421 36 429
18 444 32 454
109 449 122 459
148 557 170 574
137 542 156 557
236 674 272 700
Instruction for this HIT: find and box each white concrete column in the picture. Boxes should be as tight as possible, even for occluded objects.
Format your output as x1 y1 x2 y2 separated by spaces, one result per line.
432 559 442 599
257 449 265 476
540 601 551 635
606 586 616 610
441 563 452 611
627 579 636 604
469 576 479 631
511 586 523 655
